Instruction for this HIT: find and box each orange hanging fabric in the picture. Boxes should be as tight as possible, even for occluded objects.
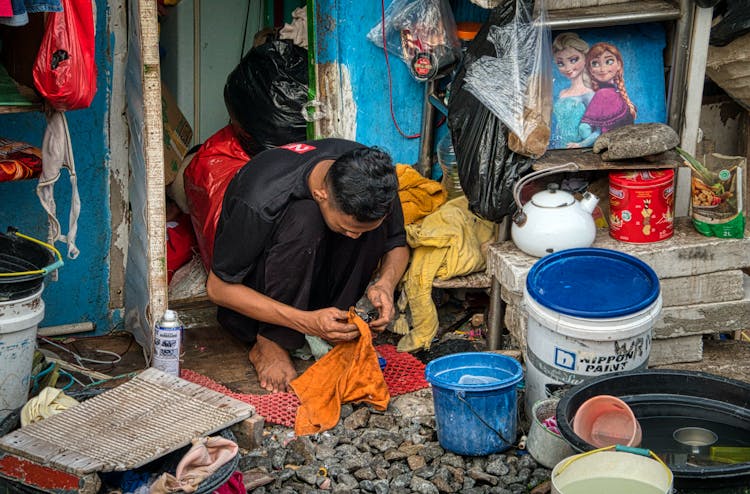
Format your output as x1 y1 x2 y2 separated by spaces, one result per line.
290 309 390 436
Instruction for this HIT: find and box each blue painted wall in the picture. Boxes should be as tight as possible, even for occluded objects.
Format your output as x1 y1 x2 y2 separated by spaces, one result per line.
0 5 115 333
315 0 488 169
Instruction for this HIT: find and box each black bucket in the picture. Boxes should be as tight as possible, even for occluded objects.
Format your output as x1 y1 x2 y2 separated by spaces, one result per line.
0 231 55 301
556 369 750 489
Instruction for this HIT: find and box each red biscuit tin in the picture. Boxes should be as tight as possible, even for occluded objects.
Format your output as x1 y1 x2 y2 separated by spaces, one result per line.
609 170 675 243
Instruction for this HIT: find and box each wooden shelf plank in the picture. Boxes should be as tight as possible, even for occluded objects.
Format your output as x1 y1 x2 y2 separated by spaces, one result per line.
0 103 42 114
546 0 681 30
532 148 682 171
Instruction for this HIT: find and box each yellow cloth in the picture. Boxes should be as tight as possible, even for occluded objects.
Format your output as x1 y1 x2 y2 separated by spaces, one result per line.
149 436 239 494
20 387 79 427
396 164 448 225
398 196 496 353
290 309 390 436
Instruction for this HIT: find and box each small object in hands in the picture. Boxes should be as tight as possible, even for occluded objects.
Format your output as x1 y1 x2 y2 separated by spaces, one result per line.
356 309 379 324
592 123 679 161
377 352 387 371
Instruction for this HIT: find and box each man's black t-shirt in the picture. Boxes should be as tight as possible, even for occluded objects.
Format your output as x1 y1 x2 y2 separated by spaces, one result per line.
212 138 407 284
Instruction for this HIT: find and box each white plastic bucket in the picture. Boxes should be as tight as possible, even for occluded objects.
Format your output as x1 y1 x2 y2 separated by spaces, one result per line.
0 287 44 422
551 449 673 494
523 249 662 416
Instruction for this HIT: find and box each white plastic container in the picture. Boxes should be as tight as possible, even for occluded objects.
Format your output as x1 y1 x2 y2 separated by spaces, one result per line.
552 449 673 494
0 287 45 422
523 249 662 416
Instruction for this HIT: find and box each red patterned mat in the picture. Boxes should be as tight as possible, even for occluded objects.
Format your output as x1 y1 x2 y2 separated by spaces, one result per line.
181 344 429 428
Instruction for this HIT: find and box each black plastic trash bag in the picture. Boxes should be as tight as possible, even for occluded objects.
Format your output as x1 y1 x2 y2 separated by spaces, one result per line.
224 39 308 153
710 0 750 46
447 2 533 223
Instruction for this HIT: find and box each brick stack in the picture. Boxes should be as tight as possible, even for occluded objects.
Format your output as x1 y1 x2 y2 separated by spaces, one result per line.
486 217 750 365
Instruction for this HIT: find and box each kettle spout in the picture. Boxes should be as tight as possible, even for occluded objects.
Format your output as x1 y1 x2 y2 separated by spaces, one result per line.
580 191 600 214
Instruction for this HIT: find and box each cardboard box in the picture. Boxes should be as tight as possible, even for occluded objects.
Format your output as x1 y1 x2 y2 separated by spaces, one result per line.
161 84 193 185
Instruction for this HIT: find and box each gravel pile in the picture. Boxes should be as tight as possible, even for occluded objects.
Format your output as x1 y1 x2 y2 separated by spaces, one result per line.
238 389 551 493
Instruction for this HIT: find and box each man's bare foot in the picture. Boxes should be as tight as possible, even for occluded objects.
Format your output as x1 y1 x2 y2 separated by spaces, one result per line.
248 335 297 393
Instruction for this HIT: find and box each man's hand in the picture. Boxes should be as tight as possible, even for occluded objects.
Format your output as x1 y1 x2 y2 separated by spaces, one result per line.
366 283 396 333
305 307 360 342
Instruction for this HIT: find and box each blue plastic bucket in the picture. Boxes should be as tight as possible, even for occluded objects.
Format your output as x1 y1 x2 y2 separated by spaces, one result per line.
425 352 523 456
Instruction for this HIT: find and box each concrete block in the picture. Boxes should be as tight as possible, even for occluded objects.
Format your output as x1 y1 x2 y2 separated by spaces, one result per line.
503 270 745 309
487 217 750 293
500 286 523 306
655 279 750 338
660 270 745 307
504 303 527 351
649 335 703 366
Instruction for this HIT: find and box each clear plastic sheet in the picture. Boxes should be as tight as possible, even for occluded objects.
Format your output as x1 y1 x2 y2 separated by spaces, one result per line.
447 1 534 223
367 0 462 81
462 0 552 158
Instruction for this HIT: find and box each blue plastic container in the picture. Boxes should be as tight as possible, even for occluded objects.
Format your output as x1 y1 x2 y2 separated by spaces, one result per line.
425 352 524 456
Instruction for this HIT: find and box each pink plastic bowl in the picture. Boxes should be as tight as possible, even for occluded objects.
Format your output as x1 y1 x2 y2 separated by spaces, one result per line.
572 394 642 448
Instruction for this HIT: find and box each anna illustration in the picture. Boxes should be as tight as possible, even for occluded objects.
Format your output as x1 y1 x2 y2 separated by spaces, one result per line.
550 33 595 149
568 42 637 148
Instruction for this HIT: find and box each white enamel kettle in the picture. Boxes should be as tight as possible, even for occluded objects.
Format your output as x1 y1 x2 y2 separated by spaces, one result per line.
511 163 599 257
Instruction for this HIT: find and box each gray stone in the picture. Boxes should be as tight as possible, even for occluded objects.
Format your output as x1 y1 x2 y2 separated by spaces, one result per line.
410 476 440 494
368 414 397 430
391 390 435 419
485 458 510 477
344 407 371 430
467 468 499 485
354 467 377 481
296 465 320 485
592 123 679 160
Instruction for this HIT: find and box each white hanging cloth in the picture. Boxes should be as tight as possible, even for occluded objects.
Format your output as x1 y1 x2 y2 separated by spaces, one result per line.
39 110 81 261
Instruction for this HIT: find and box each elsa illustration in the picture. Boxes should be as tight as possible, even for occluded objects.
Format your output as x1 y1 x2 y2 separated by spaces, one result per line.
568 42 637 148
550 33 595 149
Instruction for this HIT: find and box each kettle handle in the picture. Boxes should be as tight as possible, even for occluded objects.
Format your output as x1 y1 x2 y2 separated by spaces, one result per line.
512 162 581 226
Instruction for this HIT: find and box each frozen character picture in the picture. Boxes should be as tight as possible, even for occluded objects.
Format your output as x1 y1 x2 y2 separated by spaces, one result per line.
568 42 637 148
550 33 595 149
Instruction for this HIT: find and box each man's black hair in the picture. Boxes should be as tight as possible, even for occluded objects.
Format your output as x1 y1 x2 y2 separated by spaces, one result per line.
326 147 398 222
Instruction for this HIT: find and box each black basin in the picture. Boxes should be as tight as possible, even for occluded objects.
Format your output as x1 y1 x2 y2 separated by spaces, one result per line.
0 231 54 300
556 369 750 489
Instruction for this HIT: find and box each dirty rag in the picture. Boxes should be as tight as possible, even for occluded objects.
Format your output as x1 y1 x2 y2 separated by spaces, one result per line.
279 6 308 48
290 309 390 436
149 436 238 494
397 164 448 225
397 196 496 352
39 110 81 261
20 387 79 426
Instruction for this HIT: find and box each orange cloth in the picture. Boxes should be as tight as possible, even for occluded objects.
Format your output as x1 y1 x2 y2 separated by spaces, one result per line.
290 309 390 436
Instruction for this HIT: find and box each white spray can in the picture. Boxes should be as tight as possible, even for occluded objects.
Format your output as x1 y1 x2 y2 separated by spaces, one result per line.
152 309 183 376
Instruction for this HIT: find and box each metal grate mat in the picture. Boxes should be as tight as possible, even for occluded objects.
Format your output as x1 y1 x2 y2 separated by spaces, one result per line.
0 368 254 474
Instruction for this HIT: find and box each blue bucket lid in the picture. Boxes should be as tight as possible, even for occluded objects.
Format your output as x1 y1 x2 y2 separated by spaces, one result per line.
525 248 660 318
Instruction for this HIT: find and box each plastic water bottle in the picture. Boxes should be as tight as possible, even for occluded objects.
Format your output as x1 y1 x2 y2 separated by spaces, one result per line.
437 133 464 200
152 309 183 376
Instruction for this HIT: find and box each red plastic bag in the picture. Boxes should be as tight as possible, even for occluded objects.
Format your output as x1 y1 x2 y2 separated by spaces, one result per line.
33 0 97 111
184 125 250 270
167 213 198 283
